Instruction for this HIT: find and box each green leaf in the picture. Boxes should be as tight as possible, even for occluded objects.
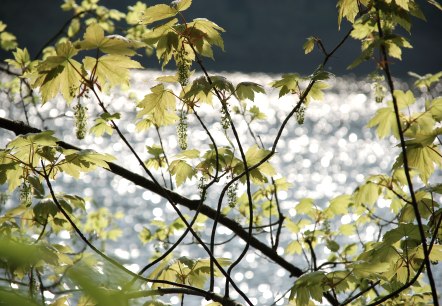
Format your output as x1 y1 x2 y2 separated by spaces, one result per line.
137 84 178 127
141 4 177 25
187 18 225 57
367 105 400 139
427 0 442 11
409 71 442 90
7 131 59 149
77 23 141 56
290 271 326 305
303 37 316 54
339 224 355 235
174 149 200 159
27 175 44 198
353 182 381 207
413 244 442 261
58 150 116 178
89 112 120 137
326 240 340 252
385 36 412 60
305 81 329 103
383 224 421 244
146 145 164 158
249 105 267 120
68 268 125 306
351 18 376 40
83 54 142 88
351 261 390 278
0 288 40 306
5 47 31 69
337 0 359 28
430 97 442 121
139 227 152 244
296 198 315 215
395 144 442 183
211 75 234 94
169 160 195 186
271 73 302 97
235 82 265 101
325 194 351 216
286 240 303 255
393 90 415 109
395 0 410 10
32 41 83 103
172 0 192 12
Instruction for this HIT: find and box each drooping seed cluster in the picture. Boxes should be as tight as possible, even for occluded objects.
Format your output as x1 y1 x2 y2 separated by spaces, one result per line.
198 176 206 201
296 104 305 125
373 76 386 103
177 111 188 150
176 47 191 87
227 180 238 208
19 180 32 206
73 100 88 140
221 105 230 130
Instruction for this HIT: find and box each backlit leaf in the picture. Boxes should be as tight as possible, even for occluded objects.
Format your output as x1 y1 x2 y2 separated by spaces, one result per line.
337 0 359 28
394 90 415 109
137 84 178 127
367 105 400 139
271 73 302 97
83 54 142 88
172 0 192 12
395 144 442 183
430 97 442 121
303 37 315 54
169 160 195 186
141 4 177 25
33 41 83 103
235 82 265 101
77 23 141 56
353 182 381 207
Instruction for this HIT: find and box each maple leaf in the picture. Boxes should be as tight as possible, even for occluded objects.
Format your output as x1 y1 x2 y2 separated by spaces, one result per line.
77 23 142 56
83 54 142 88
32 41 83 103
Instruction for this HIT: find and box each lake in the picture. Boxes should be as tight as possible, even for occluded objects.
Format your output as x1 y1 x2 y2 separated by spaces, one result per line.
0 70 439 305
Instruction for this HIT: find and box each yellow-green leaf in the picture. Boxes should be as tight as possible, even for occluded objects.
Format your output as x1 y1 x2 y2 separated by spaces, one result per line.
404 144 442 183
172 0 192 12
141 4 177 25
367 105 400 139
303 37 316 54
77 23 141 56
169 160 195 186
353 182 381 207
33 41 83 103
83 54 142 88
337 0 359 28
137 84 178 127
235 82 265 101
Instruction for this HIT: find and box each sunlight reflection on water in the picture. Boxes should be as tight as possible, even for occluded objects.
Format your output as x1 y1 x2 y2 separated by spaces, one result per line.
1 70 404 305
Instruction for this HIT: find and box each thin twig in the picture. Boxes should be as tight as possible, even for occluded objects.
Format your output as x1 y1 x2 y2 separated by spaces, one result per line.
374 2 438 305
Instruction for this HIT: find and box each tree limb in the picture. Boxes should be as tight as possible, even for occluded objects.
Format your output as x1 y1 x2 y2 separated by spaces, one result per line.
0 116 303 278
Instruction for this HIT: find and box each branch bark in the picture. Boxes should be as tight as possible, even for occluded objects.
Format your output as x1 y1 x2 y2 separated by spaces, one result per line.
0 116 304 278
